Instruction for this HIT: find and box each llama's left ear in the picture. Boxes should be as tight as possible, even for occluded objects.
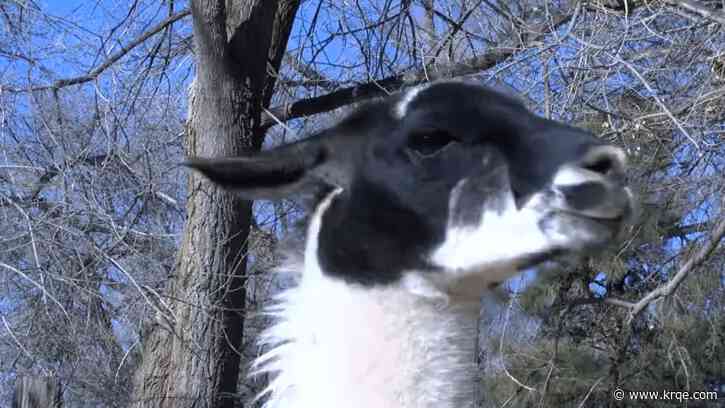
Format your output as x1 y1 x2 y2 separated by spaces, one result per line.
184 136 337 199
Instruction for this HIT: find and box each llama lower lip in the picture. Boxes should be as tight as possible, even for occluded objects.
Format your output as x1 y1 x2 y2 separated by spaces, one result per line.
585 215 623 223
546 211 625 239
577 215 625 233
558 210 624 225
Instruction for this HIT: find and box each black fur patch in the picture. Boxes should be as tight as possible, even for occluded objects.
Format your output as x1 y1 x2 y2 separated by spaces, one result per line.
317 177 444 285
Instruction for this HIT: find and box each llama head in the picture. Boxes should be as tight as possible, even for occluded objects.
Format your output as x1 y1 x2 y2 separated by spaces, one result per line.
187 81 633 297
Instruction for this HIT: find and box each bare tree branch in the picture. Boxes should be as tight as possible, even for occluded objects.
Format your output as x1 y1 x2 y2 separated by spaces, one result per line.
612 54 700 149
572 208 723 315
667 0 725 25
627 201 725 320
7 8 191 93
261 11 572 128
284 54 337 90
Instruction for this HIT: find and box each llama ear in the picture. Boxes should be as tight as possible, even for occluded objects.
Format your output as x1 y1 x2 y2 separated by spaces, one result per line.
184 137 334 199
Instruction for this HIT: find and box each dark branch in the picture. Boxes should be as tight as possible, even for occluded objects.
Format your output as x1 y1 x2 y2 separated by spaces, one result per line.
262 12 572 128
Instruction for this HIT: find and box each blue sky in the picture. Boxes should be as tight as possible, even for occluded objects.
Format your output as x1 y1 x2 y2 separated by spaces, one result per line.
42 0 82 14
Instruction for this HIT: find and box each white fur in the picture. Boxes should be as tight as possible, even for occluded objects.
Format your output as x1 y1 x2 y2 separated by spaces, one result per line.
555 145 627 188
430 182 563 285
253 190 481 408
395 84 430 118
552 164 598 187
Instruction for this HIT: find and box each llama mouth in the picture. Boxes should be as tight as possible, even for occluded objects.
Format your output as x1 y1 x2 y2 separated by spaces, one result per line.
582 214 625 226
556 209 627 228
540 210 628 251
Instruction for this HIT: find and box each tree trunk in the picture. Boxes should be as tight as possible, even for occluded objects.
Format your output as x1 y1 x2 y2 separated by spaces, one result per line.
130 1 299 407
13 376 61 408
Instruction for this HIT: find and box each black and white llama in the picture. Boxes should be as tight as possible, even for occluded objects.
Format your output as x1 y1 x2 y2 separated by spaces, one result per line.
186 81 634 408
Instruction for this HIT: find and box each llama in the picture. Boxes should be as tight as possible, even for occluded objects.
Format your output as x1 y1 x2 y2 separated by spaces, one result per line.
186 81 634 408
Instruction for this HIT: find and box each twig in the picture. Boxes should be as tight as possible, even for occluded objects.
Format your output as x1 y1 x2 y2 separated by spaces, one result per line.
0 262 70 321
667 0 725 25
7 9 191 93
102 253 175 327
261 11 575 128
627 204 725 321
604 297 636 309
2 314 34 361
500 297 536 392
612 55 700 149
115 339 139 384
578 376 605 408
261 106 294 134
567 208 723 317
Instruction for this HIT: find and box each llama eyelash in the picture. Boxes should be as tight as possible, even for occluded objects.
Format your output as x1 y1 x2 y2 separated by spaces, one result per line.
186 80 634 408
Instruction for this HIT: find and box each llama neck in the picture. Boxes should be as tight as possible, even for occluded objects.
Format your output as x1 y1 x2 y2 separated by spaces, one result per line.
260 270 481 408
257 190 480 408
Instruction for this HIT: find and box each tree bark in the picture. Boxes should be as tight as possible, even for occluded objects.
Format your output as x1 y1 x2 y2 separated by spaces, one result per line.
130 1 299 407
13 376 61 408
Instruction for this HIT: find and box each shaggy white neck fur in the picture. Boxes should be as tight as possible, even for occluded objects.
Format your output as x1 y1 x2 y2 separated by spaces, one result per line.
254 191 482 408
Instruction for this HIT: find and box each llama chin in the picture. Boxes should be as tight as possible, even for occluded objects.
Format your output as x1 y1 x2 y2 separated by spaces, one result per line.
186 80 634 408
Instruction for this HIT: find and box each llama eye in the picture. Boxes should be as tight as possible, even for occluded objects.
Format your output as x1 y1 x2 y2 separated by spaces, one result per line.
407 129 457 156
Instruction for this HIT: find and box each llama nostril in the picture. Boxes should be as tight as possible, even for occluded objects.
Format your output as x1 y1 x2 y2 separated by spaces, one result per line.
583 157 614 175
580 145 627 181
552 145 631 219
